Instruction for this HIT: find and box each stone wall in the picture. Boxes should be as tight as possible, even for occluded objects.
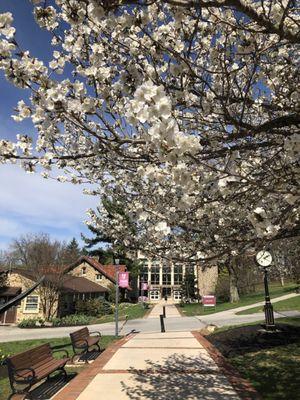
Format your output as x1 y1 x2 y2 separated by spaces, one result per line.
69 261 113 290
197 265 218 296
6 272 48 322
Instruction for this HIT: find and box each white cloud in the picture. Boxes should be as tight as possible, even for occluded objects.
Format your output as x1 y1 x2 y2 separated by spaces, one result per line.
0 164 99 249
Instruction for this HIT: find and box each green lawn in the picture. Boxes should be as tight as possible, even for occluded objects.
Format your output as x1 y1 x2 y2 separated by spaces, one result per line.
208 317 300 400
91 303 151 324
178 282 298 316
230 339 300 400
211 317 300 334
0 336 118 400
236 295 300 315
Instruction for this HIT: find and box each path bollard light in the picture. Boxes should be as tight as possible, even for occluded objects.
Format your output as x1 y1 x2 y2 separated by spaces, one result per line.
160 314 165 332
163 305 166 318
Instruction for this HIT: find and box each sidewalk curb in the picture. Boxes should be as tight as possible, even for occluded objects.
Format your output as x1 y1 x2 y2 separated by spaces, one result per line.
52 332 137 400
192 331 261 400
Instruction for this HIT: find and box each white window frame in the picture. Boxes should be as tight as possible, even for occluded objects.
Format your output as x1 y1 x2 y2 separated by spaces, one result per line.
173 291 181 301
150 290 160 301
23 295 40 313
96 273 103 281
81 266 87 276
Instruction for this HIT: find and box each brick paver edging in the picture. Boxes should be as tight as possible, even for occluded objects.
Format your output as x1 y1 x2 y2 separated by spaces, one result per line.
52 333 137 400
192 331 261 400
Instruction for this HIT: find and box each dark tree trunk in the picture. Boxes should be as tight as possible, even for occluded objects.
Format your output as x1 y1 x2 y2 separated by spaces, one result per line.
227 261 240 303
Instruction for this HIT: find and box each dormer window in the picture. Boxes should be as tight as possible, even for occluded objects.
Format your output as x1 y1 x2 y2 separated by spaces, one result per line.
96 273 103 281
81 266 86 276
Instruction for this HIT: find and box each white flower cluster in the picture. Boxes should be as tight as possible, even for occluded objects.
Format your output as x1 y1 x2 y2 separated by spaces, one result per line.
0 12 15 38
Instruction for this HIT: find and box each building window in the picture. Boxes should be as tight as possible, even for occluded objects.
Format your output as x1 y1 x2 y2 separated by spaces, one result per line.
24 295 39 312
140 266 148 284
150 266 160 285
81 266 87 276
174 265 183 284
173 290 181 301
96 273 103 281
162 265 171 285
150 290 160 300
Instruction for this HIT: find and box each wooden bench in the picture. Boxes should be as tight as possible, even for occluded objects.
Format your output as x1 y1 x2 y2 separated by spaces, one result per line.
70 327 101 362
6 343 69 396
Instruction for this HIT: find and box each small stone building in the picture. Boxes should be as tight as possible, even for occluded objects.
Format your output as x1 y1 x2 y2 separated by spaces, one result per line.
0 256 128 324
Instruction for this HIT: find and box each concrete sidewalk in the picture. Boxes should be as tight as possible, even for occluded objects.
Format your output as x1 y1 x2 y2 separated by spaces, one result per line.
198 293 300 327
147 300 181 319
53 331 257 400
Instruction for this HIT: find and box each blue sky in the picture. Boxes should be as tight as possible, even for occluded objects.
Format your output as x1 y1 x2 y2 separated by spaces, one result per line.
0 1 98 250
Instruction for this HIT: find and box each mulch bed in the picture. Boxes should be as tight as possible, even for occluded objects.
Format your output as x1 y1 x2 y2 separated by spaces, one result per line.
206 323 300 357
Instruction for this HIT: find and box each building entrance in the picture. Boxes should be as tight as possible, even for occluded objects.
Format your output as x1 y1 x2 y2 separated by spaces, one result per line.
162 287 172 298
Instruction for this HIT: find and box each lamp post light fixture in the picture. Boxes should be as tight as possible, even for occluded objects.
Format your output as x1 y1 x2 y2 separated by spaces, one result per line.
114 258 120 337
256 250 276 331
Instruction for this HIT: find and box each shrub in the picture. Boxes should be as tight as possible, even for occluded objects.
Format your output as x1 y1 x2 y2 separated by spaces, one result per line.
18 317 45 328
75 299 113 317
51 314 92 327
0 349 10 365
215 275 230 302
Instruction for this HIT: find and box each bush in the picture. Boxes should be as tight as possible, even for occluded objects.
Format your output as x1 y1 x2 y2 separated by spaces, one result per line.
0 349 10 365
51 314 92 327
75 299 113 317
215 275 230 302
18 317 45 328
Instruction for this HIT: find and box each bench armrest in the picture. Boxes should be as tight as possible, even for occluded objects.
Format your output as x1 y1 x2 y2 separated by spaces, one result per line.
13 367 36 383
73 338 89 349
51 348 69 359
89 331 101 337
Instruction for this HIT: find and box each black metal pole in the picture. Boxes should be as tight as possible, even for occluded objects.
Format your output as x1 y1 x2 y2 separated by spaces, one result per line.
263 267 275 330
163 305 166 318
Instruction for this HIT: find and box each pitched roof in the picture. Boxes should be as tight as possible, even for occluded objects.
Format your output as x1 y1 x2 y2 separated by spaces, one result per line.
64 256 127 284
61 276 108 293
0 286 22 297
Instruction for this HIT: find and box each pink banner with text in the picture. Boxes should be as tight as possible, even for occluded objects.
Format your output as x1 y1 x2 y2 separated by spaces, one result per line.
118 272 129 288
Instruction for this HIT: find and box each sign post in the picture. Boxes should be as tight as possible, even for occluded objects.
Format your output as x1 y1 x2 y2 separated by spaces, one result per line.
202 295 216 311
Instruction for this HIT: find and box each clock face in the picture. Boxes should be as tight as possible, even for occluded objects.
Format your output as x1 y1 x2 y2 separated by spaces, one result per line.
256 250 272 267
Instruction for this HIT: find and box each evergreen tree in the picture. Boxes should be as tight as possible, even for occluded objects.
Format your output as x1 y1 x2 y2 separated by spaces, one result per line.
63 238 82 264
181 268 196 301
81 199 141 277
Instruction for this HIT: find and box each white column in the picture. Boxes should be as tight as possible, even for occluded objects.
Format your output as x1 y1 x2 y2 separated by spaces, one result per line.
182 264 186 278
148 260 151 285
171 263 174 286
159 262 163 286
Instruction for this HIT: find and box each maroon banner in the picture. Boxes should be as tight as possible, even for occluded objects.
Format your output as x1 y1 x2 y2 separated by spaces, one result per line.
141 282 148 291
202 295 216 306
118 272 129 288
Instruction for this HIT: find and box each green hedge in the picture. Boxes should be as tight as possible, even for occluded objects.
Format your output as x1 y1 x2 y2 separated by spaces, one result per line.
75 299 113 317
51 314 92 327
18 317 45 328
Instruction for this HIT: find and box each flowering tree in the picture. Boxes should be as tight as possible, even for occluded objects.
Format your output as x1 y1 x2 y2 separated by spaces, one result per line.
0 1 299 263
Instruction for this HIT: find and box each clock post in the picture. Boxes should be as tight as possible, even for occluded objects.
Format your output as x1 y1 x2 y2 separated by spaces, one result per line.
256 250 276 331
263 266 275 330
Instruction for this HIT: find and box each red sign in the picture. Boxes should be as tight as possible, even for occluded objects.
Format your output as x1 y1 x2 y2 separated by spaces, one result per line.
202 295 216 306
118 272 129 288
141 283 148 291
